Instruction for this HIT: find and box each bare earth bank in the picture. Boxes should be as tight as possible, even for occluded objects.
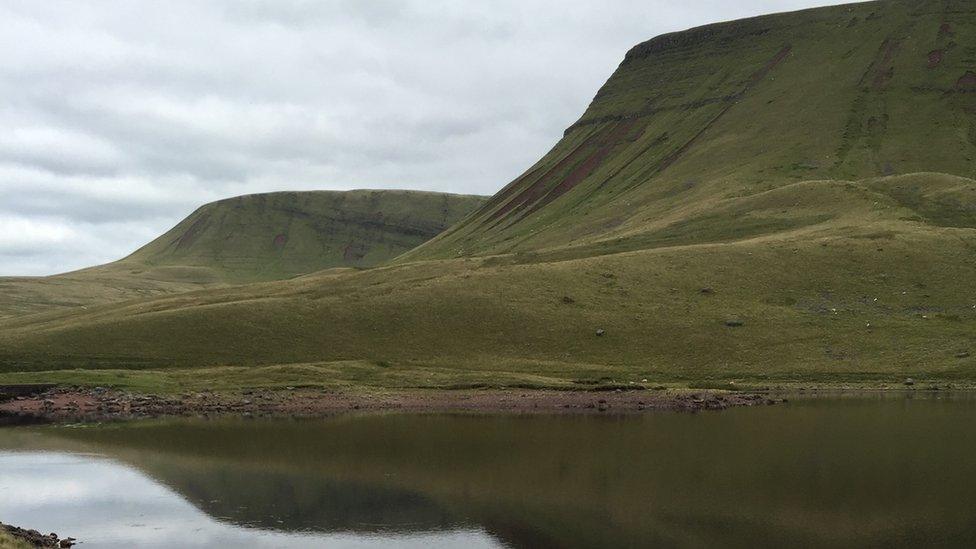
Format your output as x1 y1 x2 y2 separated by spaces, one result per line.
0 386 783 424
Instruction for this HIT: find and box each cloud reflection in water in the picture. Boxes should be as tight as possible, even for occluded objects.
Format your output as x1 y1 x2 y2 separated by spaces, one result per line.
0 452 504 549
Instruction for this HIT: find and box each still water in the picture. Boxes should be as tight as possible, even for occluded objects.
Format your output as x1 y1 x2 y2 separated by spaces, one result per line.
2 394 976 548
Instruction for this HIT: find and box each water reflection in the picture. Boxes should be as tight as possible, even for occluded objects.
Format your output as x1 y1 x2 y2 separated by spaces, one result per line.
0 452 501 548
2 395 976 548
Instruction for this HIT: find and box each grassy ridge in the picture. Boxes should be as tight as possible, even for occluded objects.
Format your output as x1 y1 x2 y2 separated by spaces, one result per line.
405 0 976 261
1 175 974 387
0 190 485 318
1 1 975 388
125 189 486 282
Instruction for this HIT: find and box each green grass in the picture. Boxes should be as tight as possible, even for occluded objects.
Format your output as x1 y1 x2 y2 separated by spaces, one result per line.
124 189 486 282
0 190 485 319
0 362 590 394
0 173 974 386
404 0 976 261
1 1 975 389
1 362 973 396
0 532 31 549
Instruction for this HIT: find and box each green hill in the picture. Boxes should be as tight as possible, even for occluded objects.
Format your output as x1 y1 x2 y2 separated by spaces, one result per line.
122 189 486 281
0 190 485 318
1 0 975 389
403 0 976 261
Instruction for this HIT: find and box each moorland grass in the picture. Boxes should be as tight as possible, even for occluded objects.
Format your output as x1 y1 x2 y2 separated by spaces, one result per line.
0 175 973 387
1 1 975 389
0 532 31 549
0 190 484 319
404 0 976 261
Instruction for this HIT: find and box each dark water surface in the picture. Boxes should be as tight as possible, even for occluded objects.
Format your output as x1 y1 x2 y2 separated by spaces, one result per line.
2 393 976 548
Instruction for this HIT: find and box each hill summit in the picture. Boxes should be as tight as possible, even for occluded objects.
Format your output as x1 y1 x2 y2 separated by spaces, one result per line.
406 0 976 261
0 190 485 317
1 0 975 387
123 189 486 282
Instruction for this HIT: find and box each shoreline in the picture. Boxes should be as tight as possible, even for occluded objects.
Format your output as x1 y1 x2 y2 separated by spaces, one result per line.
0 523 73 548
0 386 783 425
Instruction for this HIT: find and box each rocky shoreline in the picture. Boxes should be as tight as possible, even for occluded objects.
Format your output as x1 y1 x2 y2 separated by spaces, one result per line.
0 386 783 424
1 523 74 548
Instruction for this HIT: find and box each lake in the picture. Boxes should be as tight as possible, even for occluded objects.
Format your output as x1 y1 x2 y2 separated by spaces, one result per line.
2 393 976 548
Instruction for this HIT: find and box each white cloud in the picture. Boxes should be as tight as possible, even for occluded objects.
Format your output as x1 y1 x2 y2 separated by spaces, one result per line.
0 0 865 275
0 216 78 253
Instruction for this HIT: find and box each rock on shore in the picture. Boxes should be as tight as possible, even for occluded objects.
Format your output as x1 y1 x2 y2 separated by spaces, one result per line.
1 523 74 548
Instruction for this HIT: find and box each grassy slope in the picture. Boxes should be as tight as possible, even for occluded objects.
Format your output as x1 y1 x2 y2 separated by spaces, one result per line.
0 533 30 549
124 190 486 281
404 0 976 261
1 0 975 389
1 174 974 389
0 190 485 318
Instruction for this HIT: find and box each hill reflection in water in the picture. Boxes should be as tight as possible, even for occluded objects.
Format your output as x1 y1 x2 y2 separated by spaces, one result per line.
4 396 976 548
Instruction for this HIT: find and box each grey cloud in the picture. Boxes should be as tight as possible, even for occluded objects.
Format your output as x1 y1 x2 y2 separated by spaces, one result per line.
0 0 866 276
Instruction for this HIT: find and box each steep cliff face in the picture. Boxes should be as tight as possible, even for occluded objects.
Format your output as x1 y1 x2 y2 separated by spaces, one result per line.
405 0 976 260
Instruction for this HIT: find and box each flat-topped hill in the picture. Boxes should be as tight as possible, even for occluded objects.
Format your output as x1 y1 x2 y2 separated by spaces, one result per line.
123 189 486 281
405 0 976 261
0 190 485 317
1 1 974 389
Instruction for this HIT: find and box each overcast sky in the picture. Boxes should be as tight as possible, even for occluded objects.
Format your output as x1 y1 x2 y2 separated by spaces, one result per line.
1 0 863 276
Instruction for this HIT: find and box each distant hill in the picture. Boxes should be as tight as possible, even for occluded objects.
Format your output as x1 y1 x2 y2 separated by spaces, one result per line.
0 190 485 317
1 0 975 387
122 189 486 281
